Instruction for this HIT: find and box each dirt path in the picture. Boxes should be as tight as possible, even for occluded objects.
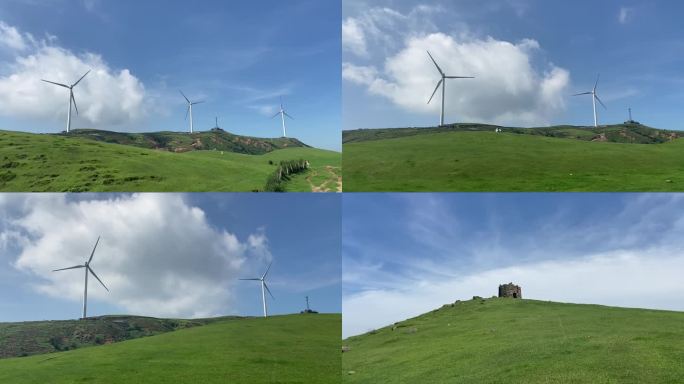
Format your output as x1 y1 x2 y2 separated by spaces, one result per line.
307 166 342 193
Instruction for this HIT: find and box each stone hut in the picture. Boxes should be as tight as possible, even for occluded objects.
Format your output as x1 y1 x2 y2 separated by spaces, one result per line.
498 283 522 299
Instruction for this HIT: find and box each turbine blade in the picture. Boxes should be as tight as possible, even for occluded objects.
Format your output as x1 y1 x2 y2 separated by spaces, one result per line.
41 79 70 88
427 79 443 104
88 266 109 292
179 90 190 103
239 278 261 281
271 111 281 119
595 94 607 109
262 262 273 279
71 91 79 116
192 101 205 105
445 76 474 79
572 92 592 96
88 236 100 263
284 112 294 120
72 70 91 87
263 282 275 300
593 74 600 92
426 51 444 76
185 106 190 120
53 265 85 272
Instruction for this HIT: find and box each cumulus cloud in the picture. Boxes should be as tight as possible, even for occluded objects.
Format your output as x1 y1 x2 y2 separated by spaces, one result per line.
2 194 271 318
344 249 684 338
342 5 571 126
0 21 147 127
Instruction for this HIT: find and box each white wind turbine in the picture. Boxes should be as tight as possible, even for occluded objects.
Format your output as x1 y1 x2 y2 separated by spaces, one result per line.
573 74 607 127
426 51 474 126
41 70 91 133
240 262 274 318
180 90 204 133
52 236 109 319
271 98 294 137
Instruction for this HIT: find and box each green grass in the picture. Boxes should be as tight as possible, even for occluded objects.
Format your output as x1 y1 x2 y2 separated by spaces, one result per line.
0 314 341 383
0 130 340 192
342 298 684 384
343 131 684 191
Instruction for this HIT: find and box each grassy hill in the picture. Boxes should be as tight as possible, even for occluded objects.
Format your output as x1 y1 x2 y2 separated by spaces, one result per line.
342 298 684 384
0 315 235 359
67 128 309 155
0 313 341 383
343 124 684 191
0 130 341 192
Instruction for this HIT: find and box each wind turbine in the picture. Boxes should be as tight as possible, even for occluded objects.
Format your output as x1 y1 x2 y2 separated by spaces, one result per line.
239 262 274 318
573 74 606 127
179 90 204 133
52 236 109 319
271 98 294 137
41 70 91 133
426 51 474 126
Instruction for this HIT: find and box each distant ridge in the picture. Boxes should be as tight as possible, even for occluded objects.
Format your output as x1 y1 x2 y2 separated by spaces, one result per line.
0 315 241 359
343 122 680 144
63 128 310 155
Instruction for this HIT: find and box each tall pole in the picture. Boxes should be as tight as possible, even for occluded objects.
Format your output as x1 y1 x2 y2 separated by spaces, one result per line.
67 92 72 133
189 104 194 133
83 266 88 319
629 108 632 122
592 94 597 127
280 111 286 137
261 280 267 317
306 296 310 311
440 77 445 126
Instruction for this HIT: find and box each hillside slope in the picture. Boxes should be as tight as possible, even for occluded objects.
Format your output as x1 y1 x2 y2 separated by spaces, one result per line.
0 130 340 192
343 130 684 192
67 128 309 155
342 299 684 384
0 314 341 384
0 315 236 359
343 123 680 144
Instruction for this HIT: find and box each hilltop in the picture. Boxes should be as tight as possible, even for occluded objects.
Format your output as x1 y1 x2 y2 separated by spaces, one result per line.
343 123 684 192
66 128 309 155
342 298 684 383
0 130 341 192
0 315 237 359
0 313 341 384
343 122 680 144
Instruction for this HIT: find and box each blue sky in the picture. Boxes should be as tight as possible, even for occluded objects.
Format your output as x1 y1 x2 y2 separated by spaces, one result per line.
343 193 684 337
343 0 684 130
0 0 340 150
0 193 341 322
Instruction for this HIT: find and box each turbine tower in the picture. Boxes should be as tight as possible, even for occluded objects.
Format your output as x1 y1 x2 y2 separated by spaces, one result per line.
426 51 474 126
573 74 606 127
271 98 294 137
213 116 220 129
239 262 274 318
179 90 204 133
41 70 91 133
52 236 109 319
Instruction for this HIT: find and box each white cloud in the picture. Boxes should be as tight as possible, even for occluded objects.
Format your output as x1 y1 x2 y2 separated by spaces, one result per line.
344 32 570 126
0 21 31 51
0 21 147 128
2 194 271 319
342 18 367 57
343 249 684 338
619 7 634 24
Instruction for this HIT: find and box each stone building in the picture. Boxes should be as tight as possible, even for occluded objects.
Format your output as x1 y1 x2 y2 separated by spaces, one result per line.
498 283 522 299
